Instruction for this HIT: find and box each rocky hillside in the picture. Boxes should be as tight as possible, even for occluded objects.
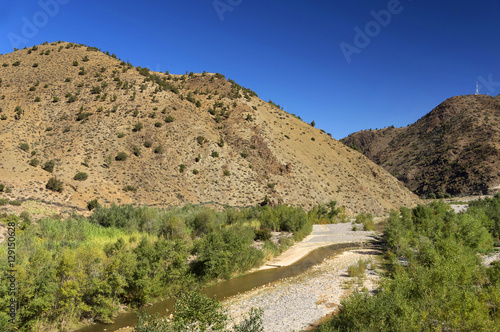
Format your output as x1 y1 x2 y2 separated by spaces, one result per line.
0 41 420 215
342 95 500 197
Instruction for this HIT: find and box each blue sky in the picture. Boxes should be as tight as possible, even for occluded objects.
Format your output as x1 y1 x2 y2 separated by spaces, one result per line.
1 0 500 139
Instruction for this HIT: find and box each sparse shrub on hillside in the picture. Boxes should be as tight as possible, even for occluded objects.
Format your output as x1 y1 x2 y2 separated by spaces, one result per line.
193 169 199 175
223 169 230 176
46 177 63 192
241 151 248 158
311 137 315 141
115 152 128 161
67 94 77 103
73 172 88 181
310 120 316 127
123 185 137 192
12 61 21 66
0 184 4 192
144 141 152 148
34 97 41 102
195 154 201 162
82 55 89 62
29 86 36 91
91 86 102 94
19 143 29 152
217 138 225 148
78 66 87 75
2 63 8 67
117 132 125 138
32 63 38 68
245 114 253 121
165 115 174 123
52 96 59 103
154 146 163 154
133 146 141 156
133 122 143 132
154 122 162 128
43 160 55 173
179 164 186 173
197 136 206 146
211 151 219 158
14 106 23 120
0 115 5 121
72 60 78 66
29 159 39 167
87 199 99 211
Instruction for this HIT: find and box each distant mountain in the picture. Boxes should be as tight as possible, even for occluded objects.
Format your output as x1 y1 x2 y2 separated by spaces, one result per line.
341 95 500 197
0 41 420 214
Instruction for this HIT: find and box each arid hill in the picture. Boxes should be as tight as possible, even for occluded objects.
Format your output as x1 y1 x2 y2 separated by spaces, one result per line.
342 95 500 197
0 41 419 215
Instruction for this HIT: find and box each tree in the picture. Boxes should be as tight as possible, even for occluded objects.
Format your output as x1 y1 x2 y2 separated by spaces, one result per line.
311 120 316 127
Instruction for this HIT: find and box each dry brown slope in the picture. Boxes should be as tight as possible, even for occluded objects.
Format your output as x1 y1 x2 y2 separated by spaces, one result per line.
0 41 420 215
342 95 500 196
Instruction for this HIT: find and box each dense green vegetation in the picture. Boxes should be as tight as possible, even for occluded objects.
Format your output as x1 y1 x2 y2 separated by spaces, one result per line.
135 291 263 331
318 195 500 331
0 202 335 331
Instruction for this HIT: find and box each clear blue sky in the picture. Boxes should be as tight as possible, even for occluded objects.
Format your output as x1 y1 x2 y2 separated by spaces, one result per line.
2 0 500 138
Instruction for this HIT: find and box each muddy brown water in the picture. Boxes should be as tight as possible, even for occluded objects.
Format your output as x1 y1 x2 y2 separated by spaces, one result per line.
77 241 376 332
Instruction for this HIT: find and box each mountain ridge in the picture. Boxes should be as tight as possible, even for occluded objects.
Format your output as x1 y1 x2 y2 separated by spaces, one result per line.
0 41 420 215
341 94 500 197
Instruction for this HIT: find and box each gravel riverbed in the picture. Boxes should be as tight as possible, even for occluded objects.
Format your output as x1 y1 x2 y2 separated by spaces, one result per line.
224 248 381 332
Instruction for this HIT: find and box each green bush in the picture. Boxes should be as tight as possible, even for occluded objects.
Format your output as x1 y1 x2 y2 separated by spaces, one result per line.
211 151 219 158
0 198 9 205
154 146 163 154
9 200 22 206
0 184 4 192
73 172 88 181
196 136 206 146
43 160 56 173
87 199 99 211
123 185 137 192
46 177 63 192
356 213 375 231
179 164 186 173
144 141 152 148
19 143 30 152
115 152 128 161
192 169 199 175
254 228 272 241
133 122 143 132
29 158 39 167
223 169 230 176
